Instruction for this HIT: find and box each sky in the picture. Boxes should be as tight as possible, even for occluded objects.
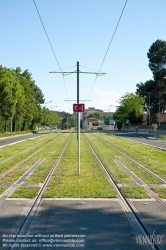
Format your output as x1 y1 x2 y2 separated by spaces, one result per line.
1 0 166 113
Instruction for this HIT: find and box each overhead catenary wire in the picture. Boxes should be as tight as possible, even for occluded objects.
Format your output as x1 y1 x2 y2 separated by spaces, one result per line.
79 65 105 73
86 0 128 101
32 0 70 102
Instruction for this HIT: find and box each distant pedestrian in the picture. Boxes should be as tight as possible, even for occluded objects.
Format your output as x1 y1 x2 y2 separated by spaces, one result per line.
135 126 138 134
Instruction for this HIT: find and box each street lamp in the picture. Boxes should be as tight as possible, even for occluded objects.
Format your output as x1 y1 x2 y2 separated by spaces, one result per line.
42 101 52 127
10 82 13 133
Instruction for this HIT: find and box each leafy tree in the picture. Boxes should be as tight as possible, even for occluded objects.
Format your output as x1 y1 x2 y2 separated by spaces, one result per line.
137 40 166 115
114 93 144 125
87 112 103 120
147 39 166 80
92 121 99 126
69 116 77 127
0 66 21 131
13 68 45 130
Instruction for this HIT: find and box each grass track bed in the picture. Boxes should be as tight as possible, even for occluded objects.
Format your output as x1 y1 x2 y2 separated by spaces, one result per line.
26 134 71 183
151 188 166 199
86 134 139 184
101 134 166 165
10 187 40 198
0 133 55 162
120 187 150 199
1 134 70 183
85 134 159 198
95 134 165 183
98 134 166 179
0 134 61 176
43 134 117 198
4 132 165 199
0 188 6 194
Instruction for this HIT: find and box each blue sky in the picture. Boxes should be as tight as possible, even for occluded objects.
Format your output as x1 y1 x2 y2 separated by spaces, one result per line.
1 0 166 113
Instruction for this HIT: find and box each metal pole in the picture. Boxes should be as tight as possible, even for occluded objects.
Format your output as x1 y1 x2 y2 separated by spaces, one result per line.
78 112 80 174
15 114 16 132
149 92 150 133
77 61 80 174
77 62 79 104
10 83 12 133
159 95 160 129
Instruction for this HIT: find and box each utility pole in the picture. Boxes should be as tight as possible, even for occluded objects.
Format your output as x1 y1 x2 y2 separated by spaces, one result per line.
50 61 106 174
159 94 160 129
10 82 12 133
77 62 80 173
148 92 151 133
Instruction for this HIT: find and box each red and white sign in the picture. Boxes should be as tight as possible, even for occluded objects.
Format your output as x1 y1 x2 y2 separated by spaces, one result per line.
73 103 85 112
152 123 158 129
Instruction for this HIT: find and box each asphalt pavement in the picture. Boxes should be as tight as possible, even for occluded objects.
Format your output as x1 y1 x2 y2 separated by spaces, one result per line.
0 199 155 250
0 132 53 148
102 130 166 150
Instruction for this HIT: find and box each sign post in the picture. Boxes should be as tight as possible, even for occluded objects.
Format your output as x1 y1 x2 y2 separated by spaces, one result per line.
152 124 158 137
49 61 106 175
73 103 85 174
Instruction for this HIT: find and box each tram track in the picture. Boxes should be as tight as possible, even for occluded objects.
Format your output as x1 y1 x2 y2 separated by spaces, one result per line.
0 133 71 205
95 134 166 184
0 134 62 179
0 134 52 164
0 132 165 249
109 134 166 168
7 134 72 250
114 159 166 209
84 134 163 250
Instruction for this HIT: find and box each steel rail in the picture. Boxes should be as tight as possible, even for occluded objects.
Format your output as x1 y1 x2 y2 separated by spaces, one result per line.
97 136 166 184
109 135 166 168
84 134 161 250
115 159 166 209
10 134 72 250
0 158 45 205
0 134 62 179
0 135 50 164
116 134 166 152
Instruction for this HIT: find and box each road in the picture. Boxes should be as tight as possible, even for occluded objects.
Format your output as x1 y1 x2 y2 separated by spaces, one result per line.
1 130 166 150
102 130 166 150
0 132 53 148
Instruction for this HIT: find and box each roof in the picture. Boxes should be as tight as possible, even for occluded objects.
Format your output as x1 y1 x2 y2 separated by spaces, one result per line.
85 118 98 122
84 107 104 113
143 113 166 122
157 113 166 122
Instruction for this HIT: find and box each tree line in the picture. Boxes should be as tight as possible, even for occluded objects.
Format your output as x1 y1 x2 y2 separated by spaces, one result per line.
0 65 62 132
114 39 166 128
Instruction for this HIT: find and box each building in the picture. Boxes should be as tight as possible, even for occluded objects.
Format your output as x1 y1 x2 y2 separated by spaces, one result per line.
82 118 105 129
142 113 166 129
82 107 114 119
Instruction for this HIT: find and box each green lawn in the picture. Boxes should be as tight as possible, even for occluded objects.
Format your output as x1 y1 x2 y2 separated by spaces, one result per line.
43 134 117 198
5 131 165 199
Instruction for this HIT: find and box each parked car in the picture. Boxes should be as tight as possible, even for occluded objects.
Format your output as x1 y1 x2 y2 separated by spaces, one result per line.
97 127 103 130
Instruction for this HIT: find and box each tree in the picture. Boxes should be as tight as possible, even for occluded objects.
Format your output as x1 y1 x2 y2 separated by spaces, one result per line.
87 112 103 120
147 39 166 80
136 40 166 115
13 68 45 130
114 93 144 126
69 116 77 127
0 66 22 131
92 121 99 126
